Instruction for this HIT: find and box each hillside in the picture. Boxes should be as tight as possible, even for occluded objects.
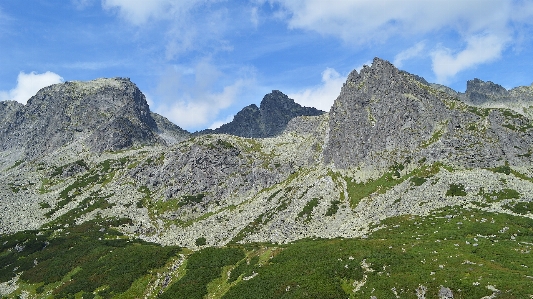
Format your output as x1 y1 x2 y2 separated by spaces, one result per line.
1 58 532 298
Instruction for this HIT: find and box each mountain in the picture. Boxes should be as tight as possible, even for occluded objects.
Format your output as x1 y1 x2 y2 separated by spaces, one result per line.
0 77 189 159
199 90 325 137
325 58 533 170
1 60 533 298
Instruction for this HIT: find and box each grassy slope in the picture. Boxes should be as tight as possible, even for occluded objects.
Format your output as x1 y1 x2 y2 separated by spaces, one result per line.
2 205 531 298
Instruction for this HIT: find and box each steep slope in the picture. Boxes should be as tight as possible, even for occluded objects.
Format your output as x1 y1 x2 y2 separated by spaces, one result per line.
150 112 190 145
324 57 533 170
0 78 189 158
201 90 325 137
2 63 533 298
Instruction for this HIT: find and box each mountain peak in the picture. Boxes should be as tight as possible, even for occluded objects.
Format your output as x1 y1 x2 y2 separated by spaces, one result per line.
0 77 189 158
202 90 324 138
464 78 510 105
325 57 533 170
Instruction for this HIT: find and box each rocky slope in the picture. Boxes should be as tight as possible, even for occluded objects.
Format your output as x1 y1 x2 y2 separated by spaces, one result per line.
325 58 533 170
200 90 324 137
0 77 188 159
1 59 533 298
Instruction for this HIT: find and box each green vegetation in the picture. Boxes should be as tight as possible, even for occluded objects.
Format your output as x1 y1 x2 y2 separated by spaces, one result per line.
421 121 448 148
325 200 341 216
224 207 533 298
0 219 180 299
484 188 520 202
410 176 427 186
344 162 442 209
45 191 115 226
228 255 260 283
297 198 320 222
491 163 511 175
467 106 491 117
6 160 24 171
3 207 533 298
44 158 128 217
38 201 51 209
160 247 244 299
50 159 88 177
504 201 533 214
195 237 207 246
445 183 467 196
179 193 206 207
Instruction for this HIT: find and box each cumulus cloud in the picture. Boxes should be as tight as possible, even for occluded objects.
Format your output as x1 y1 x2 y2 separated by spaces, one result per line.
101 0 185 25
270 0 532 81
152 60 255 130
102 0 235 60
394 42 426 68
431 33 508 83
0 71 63 104
208 114 235 130
288 68 345 111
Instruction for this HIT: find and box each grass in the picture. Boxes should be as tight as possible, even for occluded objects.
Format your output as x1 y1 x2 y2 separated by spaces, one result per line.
179 193 206 207
3 206 533 298
325 200 341 216
297 198 320 222
504 201 533 214
159 247 244 299
343 162 442 209
218 207 533 298
484 188 520 202
0 218 181 299
6 160 24 171
421 127 445 148
446 183 467 197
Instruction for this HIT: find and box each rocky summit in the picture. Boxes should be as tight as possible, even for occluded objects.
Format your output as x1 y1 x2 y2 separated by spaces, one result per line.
200 90 324 137
1 59 533 299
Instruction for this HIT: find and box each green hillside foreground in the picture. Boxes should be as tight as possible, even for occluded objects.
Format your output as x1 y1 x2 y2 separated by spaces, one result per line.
1 205 532 298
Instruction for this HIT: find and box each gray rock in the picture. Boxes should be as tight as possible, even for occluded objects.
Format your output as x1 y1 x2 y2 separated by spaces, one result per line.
464 78 511 105
199 90 325 138
0 77 189 158
150 112 190 145
324 57 533 170
438 286 453 299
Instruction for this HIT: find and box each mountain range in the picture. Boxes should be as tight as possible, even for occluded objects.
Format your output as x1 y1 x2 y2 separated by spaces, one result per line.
1 58 532 298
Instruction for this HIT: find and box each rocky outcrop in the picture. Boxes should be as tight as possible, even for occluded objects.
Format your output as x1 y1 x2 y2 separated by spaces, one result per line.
151 112 190 145
0 78 189 158
324 57 533 170
201 90 325 138
464 78 511 105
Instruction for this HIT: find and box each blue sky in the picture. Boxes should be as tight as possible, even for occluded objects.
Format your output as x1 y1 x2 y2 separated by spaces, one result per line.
1 0 533 132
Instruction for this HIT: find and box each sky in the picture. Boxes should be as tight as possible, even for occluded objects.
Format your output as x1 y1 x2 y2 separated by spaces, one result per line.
1 0 533 132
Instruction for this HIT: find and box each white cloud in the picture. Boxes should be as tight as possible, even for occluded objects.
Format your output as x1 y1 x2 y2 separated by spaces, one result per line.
208 114 235 130
101 0 187 25
0 71 63 104
431 33 508 83
250 6 259 28
355 60 373 72
270 0 532 81
394 42 426 68
271 0 510 43
102 0 233 60
288 68 345 111
152 60 255 130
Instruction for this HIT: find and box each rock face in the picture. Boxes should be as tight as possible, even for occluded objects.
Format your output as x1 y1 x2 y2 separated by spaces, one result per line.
0 78 189 158
150 112 190 145
324 57 533 170
464 78 511 105
202 90 325 138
